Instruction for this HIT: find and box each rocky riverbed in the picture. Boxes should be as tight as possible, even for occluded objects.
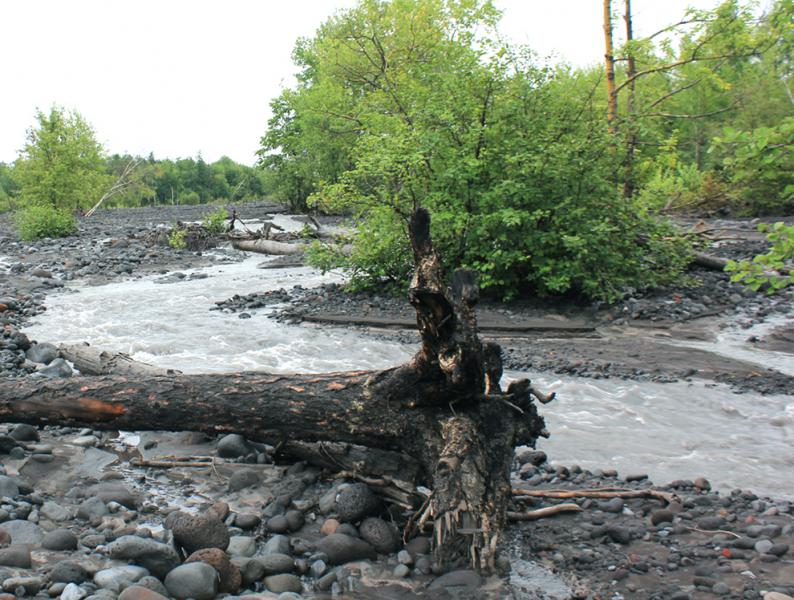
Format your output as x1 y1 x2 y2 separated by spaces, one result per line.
0 205 792 599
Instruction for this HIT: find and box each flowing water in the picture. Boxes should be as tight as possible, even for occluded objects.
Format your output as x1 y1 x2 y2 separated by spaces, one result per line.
23 248 794 500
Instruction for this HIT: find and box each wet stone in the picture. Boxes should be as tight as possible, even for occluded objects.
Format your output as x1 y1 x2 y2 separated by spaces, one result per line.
0 546 30 568
164 563 218 600
42 528 78 551
94 566 149 593
264 573 303 594
317 533 376 565
49 561 90 584
260 553 296 575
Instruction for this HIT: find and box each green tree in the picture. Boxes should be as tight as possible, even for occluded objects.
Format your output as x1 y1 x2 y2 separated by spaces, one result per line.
16 107 110 212
268 0 689 300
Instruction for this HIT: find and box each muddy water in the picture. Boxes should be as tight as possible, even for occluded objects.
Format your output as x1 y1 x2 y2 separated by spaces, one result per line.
24 252 794 499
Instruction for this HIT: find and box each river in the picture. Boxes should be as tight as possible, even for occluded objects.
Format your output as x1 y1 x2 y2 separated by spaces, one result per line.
23 249 794 500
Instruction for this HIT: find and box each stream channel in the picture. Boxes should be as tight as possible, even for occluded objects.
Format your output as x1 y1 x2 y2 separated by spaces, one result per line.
22 234 794 502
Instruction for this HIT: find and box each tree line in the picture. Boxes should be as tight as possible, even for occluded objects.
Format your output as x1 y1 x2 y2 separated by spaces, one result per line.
0 107 266 215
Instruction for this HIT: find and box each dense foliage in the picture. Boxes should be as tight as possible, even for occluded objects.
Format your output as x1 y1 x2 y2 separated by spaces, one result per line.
259 0 793 300
261 0 699 300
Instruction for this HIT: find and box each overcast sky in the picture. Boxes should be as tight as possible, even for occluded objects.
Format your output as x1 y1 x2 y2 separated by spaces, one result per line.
1 0 727 166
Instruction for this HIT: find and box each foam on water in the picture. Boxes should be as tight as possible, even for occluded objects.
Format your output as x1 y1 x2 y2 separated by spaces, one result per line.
23 254 794 499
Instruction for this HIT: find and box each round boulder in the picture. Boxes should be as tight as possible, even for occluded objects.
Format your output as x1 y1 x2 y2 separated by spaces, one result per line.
335 483 380 523
359 517 400 554
165 510 230 554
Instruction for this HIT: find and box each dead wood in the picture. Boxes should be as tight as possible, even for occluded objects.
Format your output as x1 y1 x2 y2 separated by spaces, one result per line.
691 251 730 271
512 487 678 505
0 208 551 572
507 503 583 521
231 238 306 255
59 343 181 377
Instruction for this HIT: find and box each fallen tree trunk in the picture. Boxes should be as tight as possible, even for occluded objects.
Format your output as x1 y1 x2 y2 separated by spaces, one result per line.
0 209 549 572
231 238 306 255
691 251 730 271
59 343 181 376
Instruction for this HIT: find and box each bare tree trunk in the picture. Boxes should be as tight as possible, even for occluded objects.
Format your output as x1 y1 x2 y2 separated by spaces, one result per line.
604 0 618 135
0 208 549 573
622 0 638 198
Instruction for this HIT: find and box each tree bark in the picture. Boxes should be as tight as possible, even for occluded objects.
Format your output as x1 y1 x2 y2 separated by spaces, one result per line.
603 0 618 134
622 0 638 198
0 208 549 573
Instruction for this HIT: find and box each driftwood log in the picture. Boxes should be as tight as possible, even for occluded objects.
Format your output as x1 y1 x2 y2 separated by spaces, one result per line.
0 209 549 572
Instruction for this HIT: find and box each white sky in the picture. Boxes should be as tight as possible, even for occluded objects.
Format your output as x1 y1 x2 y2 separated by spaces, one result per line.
1 0 726 166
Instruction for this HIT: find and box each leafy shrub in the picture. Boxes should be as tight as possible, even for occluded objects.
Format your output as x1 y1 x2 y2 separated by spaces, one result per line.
15 204 76 240
712 117 794 215
202 206 228 234
168 227 187 249
726 222 794 293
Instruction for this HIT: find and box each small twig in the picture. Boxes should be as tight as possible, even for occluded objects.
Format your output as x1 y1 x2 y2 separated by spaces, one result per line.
507 503 583 521
687 526 741 539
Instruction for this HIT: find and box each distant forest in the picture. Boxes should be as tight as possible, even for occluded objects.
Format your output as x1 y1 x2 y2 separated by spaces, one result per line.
0 153 267 211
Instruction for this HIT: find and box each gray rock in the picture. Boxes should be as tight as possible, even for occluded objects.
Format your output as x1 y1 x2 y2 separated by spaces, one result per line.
232 556 265 585
394 564 410 578
276 593 304 600
602 497 624 513
335 483 380 523
359 517 399 554
234 513 261 530
262 534 291 556
259 553 295 575
93 565 149 593
0 435 19 454
309 559 327 578
9 423 40 442
38 357 73 378
26 343 58 365
49 560 90 584
651 509 675 526
227 535 256 557
755 539 774 554
77 496 109 521
164 563 219 600
264 573 303 594
217 434 251 458
0 545 31 568
41 501 71 522
607 525 632 544
0 476 20 498
429 569 482 591
698 516 726 530
317 533 376 565
166 510 230 554
405 536 431 556
84 483 139 508
106 535 181 579
285 510 305 532
0 519 44 545
1 575 42 594
42 528 78 551
59 582 87 600
133 576 170 596
228 469 260 492
397 550 413 565
267 515 290 533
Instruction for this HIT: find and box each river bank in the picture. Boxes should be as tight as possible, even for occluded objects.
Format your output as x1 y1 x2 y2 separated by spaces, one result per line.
0 204 792 599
